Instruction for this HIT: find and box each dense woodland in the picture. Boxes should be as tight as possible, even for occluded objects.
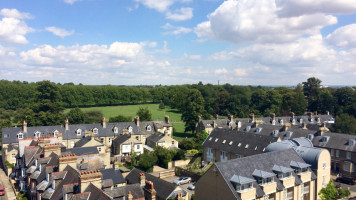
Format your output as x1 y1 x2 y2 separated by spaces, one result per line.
0 78 355 134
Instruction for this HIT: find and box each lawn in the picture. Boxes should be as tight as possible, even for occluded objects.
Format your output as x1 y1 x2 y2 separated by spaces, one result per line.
65 104 193 139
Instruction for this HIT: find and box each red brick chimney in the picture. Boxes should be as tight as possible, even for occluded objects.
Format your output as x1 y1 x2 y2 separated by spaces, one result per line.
144 180 156 200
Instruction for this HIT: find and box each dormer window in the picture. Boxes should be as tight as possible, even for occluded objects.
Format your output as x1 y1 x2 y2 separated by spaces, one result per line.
290 160 310 174
316 117 321 123
34 131 41 138
230 175 255 192
128 126 133 133
347 139 355 146
255 127 262 133
53 130 59 137
228 121 233 128
272 165 293 179
300 118 303 124
113 127 119 134
76 129 82 136
252 169 275 185
18 132 24 139
272 130 279 136
279 119 284 125
321 136 329 143
207 123 211 127
146 125 151 131
254 146 258 150
245 126 251 132
271 120 276 125
93 128 98 134
307 134 314 140
286 131 293 138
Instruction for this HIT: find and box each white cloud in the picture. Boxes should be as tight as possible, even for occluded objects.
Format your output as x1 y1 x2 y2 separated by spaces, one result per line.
134 0 176 12
162 23 192 35
0 8 33 19
183 53 201 60
276 0 356 17
209 51 234 61
326 24 356 49
0 9 34 44
63 0 82 5
234 68 247 76
166 7 193 21
45 26 75 38
195 0 337 44
215 68 228 74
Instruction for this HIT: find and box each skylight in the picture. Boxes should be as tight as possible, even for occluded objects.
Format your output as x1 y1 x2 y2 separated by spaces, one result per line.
209 137 213 141
229 141 233 145
238 143 241 147
215 138 219 142
245 144 249 148
222 140 226 144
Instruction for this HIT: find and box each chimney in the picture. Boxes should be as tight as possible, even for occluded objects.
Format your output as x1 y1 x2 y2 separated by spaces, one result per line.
144 180 156 200
198 116 202 122
57 132 63 144
228 114 233 122
214 114 219 120
23 120 27 133
164 115 169 124
80 170 102 192
102 117 106 128
318 122 329 136
128 191 133 200
90 132 95 140
44 143 61 157
254 120 262 128
327 111 330 115
302 122 307 129
59 153 77 171
283 123 291 132
315 111 318 115
290 112 296 125
140 173 146 186
134 116 140 126
177 193 184 200
65 118 69 131
249 113 255 123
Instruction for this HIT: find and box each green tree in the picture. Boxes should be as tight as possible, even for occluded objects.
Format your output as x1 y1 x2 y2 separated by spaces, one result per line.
194 130 209 152
303 77 322 112
154 146 173 168
178 138 196 150
136 107 152 121
84 110 103 124
319 180 350 200
291 84 307 115
109 115 132 122
68 107 85 124
158 101 165 110
138 151 157 172
181 89 205 134
331 114 356 134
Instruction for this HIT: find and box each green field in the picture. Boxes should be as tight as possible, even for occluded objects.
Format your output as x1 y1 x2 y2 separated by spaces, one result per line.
65 104 193 139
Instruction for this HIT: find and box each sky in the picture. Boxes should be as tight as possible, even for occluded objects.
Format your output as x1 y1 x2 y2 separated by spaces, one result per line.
1 0 356 86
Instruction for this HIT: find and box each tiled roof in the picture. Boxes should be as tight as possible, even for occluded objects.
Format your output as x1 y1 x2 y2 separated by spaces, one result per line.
100 168 125 186
64 146 99 156
83 183 112 200
104 183 144 199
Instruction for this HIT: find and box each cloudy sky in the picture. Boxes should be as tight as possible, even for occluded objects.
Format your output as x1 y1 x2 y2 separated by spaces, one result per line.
1 0 356 85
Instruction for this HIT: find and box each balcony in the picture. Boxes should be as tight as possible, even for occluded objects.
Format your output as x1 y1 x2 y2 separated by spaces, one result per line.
299 171 312 183
238 187 256 200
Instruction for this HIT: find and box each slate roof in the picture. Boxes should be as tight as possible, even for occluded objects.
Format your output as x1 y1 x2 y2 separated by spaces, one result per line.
2 119 171 144
24 146 41 167
75 136 102 147
50 165 80 200
100 168 125 186
146 133 167 143
64 146 99 156
126 168 186 200
214 149 316 199
113 134 142 146
202 128 279 157
104 183 144 199
82 183 112 200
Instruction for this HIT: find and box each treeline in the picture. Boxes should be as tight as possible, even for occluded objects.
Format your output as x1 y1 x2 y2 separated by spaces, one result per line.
0 78 355 133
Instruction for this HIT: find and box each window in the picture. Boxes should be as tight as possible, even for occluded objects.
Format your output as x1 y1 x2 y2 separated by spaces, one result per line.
255 146 258 150
128 126 133 133
347 152 351 160
136 145 140 150
18 132 23 139
136 136 139 140
93 128 98 134
343 163 354 172
220 151 228 161
76 129 82 136
143 136 146 141
70 141 74 147
257 177 273 185
229 141 233 145
222 140 226 144
245 144 249 148
12 153 16 160
54 130 59 137
98 147 102 152
235 183 252 191
100 138 104 143
330 149 334 157
62 141 66 146
209 137 213 141
236 154 241 158
146 125 151 131
238 143 241 147
172 141 175 145
113 127 118 134
336 150 340 158
322 175 326 187
34 131 41 138
323 162 327 169
3 134 8 138
215 138 219 142
109 138 112 143
277 172 291 179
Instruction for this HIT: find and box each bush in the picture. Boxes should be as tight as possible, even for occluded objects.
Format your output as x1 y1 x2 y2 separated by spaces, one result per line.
179 138 196 150
187 149 199 155
137 151 157 172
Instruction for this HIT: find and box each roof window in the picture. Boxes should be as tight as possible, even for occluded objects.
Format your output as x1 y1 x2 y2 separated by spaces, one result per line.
245 126 251 132
93 128 98 134
245 144 249 148
347 139 355 146
307 134 314 140
254 146 258 150
321 136 329 143
222 140 226 144
209 137 213 141
286 131 293 138
238 143 242 147
255 127 262 133
229 141 233 145
18 132 24 139
215 138 219 142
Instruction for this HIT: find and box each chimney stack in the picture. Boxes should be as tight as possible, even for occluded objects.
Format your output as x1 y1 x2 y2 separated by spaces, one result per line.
302 122 307 129
177 193 184 200
214 114 219 120
144 180 156 200
249 113 255 123
23 120 27 133
44 143 61 157
128 191 133 200
318 122 329 136
134 116 140 126
228 114 233 122
270 113 276 125
65 118 69 131
102 117 106 128
79 170 103 192
283 123 291 132
140 173 146 186
164 115 169 124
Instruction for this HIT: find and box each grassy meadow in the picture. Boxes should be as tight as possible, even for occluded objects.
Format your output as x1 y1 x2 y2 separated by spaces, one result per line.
65 104 192 139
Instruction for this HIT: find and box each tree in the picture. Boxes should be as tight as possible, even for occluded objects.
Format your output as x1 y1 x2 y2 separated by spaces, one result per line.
84 110 103 124
68 107 85 124
109 115 132 122
137 151 157 172
181 89 205 134
136 107 152 121
319 180 350 200
331 114 356 134
178 138 196 150
158 101 165 110
291 84 307 115
154 146 173 168
194 130 209 152
303 77 322 112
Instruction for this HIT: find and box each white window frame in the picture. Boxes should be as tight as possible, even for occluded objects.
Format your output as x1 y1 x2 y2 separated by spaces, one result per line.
93 128 98 134
109 138 112 143
18 132 23 139
12 153 16 160
34 131 41 138
128 126 133 133
53 130 59 137
76 129 82 136
113 127 119 134
220 151 228 161
146 125 151 131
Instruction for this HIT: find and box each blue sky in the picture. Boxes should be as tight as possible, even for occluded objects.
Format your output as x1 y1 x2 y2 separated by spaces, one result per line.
1 0 356 85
